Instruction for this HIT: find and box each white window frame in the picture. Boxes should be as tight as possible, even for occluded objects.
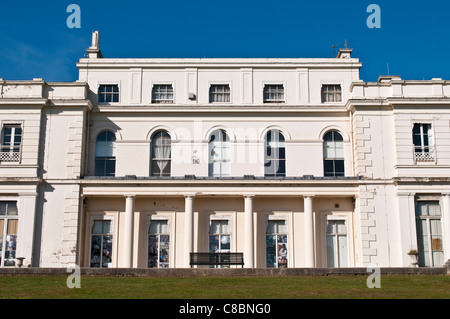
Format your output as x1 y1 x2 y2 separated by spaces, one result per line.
320 82 343 103
88 214 116 268
263 83 286 103
147 215 172 268
412 122 435 163
208 129 231 177
151 82 175 104
1 123 23 163
150 130 172 177
209 83 232 103
324 215 350 268
264 129 286 177
209 215 233 253
97 82 121 104
0 200 19 267
415 199 444 267
265 215 289 268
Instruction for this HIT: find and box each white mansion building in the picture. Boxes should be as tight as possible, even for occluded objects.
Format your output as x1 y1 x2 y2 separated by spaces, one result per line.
0 32 449 269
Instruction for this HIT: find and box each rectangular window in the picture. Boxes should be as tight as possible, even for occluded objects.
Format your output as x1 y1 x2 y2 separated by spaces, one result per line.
209 84 230 103
152 84 174 104
90 220 113 268
266 220 288 268
263 84 285 103
1 124 22 162
413 123 434 162
148 220 170 268
326 219 348 267
321 84 342 103
415 200 444 267
98 84 119 103
0 201 18 267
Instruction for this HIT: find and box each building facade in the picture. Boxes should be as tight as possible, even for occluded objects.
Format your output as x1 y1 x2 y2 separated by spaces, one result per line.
0 32 449 269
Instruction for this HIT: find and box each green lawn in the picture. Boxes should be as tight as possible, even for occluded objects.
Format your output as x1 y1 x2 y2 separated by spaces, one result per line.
0 275 449 299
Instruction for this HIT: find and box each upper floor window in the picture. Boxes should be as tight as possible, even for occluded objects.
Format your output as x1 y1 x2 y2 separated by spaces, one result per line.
321 84 342 103
263 84 285 103
98 84 119 103
209 84 230 103
323 130 344 177
413 123 434 162
95 131 116 176
152 84 174 104
209 129 231 177
1 124 22 162
150 131 171 177
264 130 286 177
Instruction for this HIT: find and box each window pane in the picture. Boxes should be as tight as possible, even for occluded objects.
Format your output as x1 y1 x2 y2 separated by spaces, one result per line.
326 235 336 267
148 235 158 268
416 219 430 267
159 235 170 268
428 203 441 216
266 235 276 268
209 235 219 253
0 202 17 216
324 160 334 176
337 235 348 267
149 220 169 234
90 235 101 267
277 236 288 268
102 235 113 268
334 160 345 176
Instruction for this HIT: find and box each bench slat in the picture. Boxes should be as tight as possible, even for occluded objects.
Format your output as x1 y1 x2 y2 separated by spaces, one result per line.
190 252 244 267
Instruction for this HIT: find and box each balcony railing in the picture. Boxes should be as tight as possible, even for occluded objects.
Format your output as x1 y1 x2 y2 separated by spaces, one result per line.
0 148 21 162
414 146 435 162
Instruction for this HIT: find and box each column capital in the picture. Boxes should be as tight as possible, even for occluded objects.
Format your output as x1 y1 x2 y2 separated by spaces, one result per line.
184 193 196 199
303 195 315 199
243 194 255 199
124 194 136 199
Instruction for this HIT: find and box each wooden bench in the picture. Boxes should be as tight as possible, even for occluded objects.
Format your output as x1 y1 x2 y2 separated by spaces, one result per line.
190 252 244 268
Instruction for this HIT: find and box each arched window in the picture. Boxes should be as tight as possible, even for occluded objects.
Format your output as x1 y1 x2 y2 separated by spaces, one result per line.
209 129 230 177
323 130 344 177
95 131 116 176
264 130 286 177
150 131 171 177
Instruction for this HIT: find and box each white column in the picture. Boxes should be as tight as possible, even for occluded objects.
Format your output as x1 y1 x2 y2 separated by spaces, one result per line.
244 195 254 268
17 192 38 267
304 195 315 267
442 193 450 261
184 195 195 268
123 195 135 268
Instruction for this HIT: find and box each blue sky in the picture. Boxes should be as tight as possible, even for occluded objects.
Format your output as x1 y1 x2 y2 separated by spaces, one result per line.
0 0 449 82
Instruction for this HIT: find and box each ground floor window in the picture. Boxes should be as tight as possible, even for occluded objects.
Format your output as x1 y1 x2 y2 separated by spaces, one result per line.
415 200 444 267
148 220 170 268
209 220 231 253
90 219 113 268
326 219 348 267
266 220 288 268
209 219 231 268
0 201 18 267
